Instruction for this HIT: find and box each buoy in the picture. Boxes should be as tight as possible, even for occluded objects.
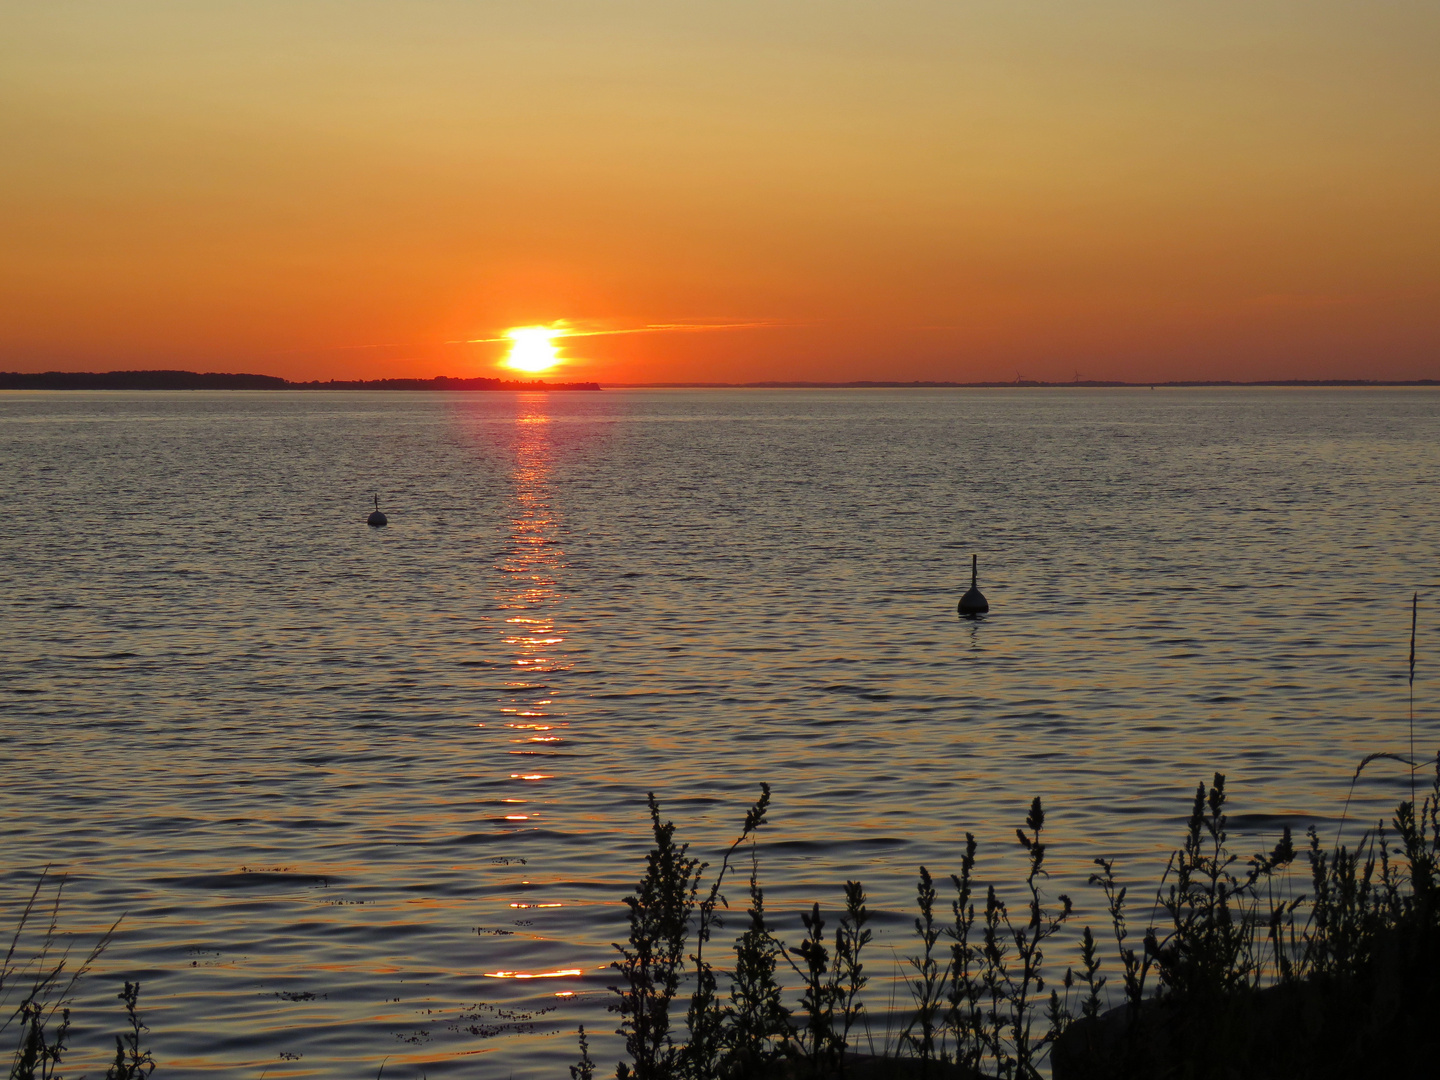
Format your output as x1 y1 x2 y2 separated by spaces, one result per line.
958 554 988 616
367 494 388 528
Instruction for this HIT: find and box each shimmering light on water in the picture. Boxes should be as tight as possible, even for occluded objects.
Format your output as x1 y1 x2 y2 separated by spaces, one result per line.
0 388 1436 1077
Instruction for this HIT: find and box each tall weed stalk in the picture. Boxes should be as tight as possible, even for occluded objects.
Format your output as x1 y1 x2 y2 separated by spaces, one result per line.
4 871 118 1080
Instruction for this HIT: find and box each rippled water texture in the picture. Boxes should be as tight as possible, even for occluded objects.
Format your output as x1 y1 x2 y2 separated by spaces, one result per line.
1 388 1436 1077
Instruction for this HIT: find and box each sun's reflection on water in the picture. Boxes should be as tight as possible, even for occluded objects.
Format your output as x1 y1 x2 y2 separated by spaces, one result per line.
494 397 571 790
486 396 574 957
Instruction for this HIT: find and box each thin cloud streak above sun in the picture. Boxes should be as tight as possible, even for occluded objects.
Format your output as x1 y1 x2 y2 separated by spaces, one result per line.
557 321 783 340
476 320 784 378
260 320 784 378
465 320 780 344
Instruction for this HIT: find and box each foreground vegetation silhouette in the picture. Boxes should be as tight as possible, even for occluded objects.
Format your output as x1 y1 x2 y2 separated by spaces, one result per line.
2 874 154 1080
583 760 1440 1080
9 764 1438 1079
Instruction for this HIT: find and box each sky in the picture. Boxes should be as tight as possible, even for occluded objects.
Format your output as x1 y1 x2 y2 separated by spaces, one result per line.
2 1 1438 384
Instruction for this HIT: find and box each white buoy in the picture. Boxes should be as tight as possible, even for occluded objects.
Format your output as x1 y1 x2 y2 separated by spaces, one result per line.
367 494 388 528
958 554 989 616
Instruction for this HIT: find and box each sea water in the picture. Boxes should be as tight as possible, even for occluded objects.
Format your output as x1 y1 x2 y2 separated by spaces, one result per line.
0 388 1435 1077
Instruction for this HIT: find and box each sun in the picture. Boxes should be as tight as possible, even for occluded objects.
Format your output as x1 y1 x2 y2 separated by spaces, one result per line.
501 326 563 374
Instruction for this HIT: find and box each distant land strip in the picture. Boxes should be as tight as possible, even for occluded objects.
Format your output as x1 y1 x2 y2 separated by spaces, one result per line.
0 370 601 391
2 370 1435 391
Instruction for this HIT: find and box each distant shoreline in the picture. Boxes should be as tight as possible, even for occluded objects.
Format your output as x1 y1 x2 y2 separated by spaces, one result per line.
1 370 1435 391
0 370 601 391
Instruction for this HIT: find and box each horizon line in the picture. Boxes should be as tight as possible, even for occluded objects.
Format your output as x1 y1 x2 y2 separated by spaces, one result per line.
600 378 1440 389
2 369 1438 391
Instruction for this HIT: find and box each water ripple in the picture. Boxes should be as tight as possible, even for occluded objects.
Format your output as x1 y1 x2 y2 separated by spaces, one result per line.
0 387 1436 1077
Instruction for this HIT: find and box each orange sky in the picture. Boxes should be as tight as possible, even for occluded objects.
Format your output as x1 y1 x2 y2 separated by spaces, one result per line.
2 1 1438 383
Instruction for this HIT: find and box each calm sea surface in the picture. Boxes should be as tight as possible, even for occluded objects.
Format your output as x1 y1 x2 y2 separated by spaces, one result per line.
1 388 1436 1077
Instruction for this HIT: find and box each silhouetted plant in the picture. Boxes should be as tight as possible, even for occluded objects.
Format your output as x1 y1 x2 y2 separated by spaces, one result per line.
1144 775 1295 1008
15 745 1440 1079
943 833 982 1074
610 792 703 1080
788 902 839 1074
1051 755 1440 1080
104 982 154 1080
683 785 771 1080
594 787 777 1080
4 871 116 1080
721 859 788 1077
1044 925 1102 1071
782 879 873 1076
900 867 944 1066
10 1000 70 1080
1393 759 1440 913
1073 928 1104 1022
1008 797 1072 1076
584 748 1440 1079
570 1024 595 1080
832 880 872 1069
977 885 1011 1073
1087 856 1152 1020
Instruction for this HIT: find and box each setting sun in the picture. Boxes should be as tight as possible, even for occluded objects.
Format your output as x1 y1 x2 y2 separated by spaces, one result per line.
501 327 563 375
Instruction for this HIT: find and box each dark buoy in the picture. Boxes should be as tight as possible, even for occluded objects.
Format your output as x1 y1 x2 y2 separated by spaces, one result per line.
958 554 988 616
367 494 388 528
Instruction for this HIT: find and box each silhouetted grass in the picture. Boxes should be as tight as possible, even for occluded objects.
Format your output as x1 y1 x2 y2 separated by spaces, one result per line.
589 755 1440 1080
10 761 1437 1079
104 982 155 1080
3 870 151 1080
1052 758 1440 1079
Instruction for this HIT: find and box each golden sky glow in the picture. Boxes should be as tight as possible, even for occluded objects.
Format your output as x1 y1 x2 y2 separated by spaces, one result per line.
1 2 1438 382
